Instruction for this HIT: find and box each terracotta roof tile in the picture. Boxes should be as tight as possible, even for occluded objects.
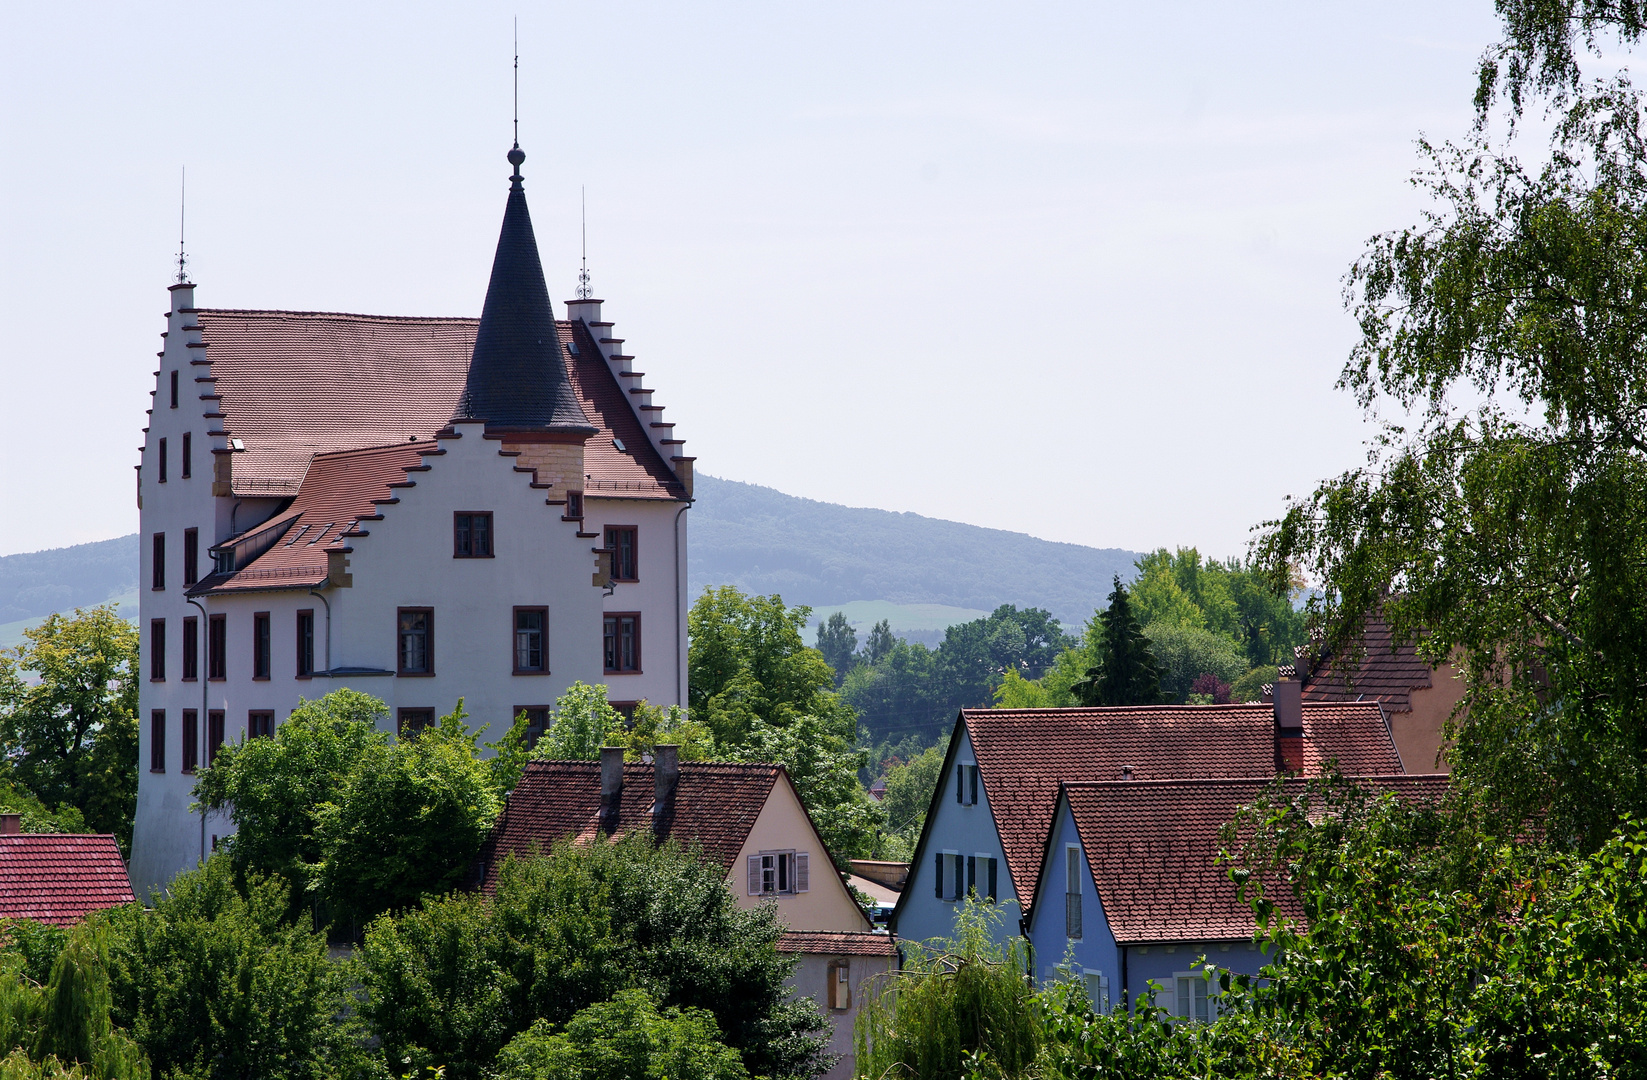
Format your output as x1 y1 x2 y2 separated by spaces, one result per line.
1064 774 1450 943
0 835 135 927
482 760 781 891
778 930 896 956
964 703 1401 908
1299 614 1435 714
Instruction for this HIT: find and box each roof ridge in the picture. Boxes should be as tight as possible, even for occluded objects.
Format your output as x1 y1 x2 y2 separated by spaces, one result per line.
198 308 478 323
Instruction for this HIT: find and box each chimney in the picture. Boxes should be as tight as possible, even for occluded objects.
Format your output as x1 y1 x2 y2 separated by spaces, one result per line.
598 746 625 833
0 814 19 835
1274 676 1303 732
1120 765 1134 780
652 744 680 834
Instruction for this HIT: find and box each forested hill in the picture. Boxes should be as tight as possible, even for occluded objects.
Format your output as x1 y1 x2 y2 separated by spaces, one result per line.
688 474 1139 626
0 476 1140 635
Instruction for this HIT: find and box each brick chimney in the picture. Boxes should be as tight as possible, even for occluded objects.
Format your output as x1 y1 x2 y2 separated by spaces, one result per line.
0 814 19 835
652 744 680 835
599 746 625 833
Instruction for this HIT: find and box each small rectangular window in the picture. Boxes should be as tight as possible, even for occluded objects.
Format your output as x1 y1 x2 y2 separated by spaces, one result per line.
453 512 493 558
182 617 198 681
207 710 224 765
603 613 640 673
515 707 550 748
252 612 271 679
956 763 979 805
248 711 275 739
149 619 166 681
152 533 165 590
514 607 547 673
170 369 178 409
398 609 433 675
398 708 435 737
604 526 638 581
746 850 808 896
181 709 198 774
183 528 198 585
1065 846 1083 940
182 432 192 478
150 711 166 773
296 610 314 677
827 960 852 1011
158 438 168 483
566 491 583 519
208 614 226 680
1175 973 1212 1023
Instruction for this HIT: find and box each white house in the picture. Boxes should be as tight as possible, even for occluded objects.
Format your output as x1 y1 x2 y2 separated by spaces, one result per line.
130 141 695 897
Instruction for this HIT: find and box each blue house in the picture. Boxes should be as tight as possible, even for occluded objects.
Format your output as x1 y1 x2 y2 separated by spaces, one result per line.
1025 773 1449 1016
889 696 1405 951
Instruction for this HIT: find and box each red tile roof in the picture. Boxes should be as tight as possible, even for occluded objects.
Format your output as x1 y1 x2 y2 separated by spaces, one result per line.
1298 614 1436 714
964 703 1401 909
1059 774 1450 943
194 311 684 501
0 835 135 927
482 760 783 891
778 931 896 957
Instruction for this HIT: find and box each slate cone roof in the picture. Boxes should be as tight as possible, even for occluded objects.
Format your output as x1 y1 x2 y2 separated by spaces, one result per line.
0 834 135 927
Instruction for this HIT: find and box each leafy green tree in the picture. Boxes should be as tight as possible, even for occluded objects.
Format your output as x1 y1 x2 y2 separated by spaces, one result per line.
687 587 851 748
1072 578 1162 707
0 607 139 850
101 858 357 1080
1229 665 1278 705
840 638 942 745
933 606 1070 712
530 683 624 761
879 744 944 856
601 700 718 763
493 990 749 1080
729 714 883 862
812 613 857 685
358 836 830 1080
1143 624 1248 705
862 620 895 665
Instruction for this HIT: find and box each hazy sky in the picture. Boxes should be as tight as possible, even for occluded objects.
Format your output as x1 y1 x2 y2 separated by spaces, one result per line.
0 1 1504 560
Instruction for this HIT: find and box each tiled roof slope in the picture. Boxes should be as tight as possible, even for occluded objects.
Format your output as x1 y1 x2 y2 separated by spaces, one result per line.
965 703 1401 907
1299 614 1435 714
1064 774 1450 943
482 760 781 892
194 311 682 500
192 441 426 594
0 834 135 926
778 931 896 956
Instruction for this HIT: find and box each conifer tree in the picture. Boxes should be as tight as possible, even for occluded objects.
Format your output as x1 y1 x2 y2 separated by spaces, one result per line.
1072 577 1162 707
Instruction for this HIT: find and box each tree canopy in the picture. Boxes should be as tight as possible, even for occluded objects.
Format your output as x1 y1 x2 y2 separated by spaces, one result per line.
1073 577 1163 707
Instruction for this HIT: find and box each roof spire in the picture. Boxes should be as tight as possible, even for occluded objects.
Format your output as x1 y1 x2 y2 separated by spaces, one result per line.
577 186 592 300
509 21 524 189
175 166 190 285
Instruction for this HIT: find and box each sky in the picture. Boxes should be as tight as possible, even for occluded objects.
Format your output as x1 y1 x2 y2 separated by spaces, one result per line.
0 1 1506 560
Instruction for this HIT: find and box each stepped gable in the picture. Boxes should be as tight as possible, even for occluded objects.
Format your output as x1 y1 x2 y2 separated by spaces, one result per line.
482 759 782 891
1055 774 1450 943
1299 614 1436 713
190 441 427 595
559 319 685 499
964 702 1403 909
453 145 594 435
0 834 135 926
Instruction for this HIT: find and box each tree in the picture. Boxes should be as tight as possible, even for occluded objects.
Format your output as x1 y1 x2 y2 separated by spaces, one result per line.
840 639 943 746
879 744 944 855
601 701 718 763
358 836 830 1080
0 607 139 850
933 606 1070 711
493 990 749 1080
729 714 884 862
529 682 624 761
813 613 857 684
1072 578 1162 707
862 620 895 665
1143 624 1247 705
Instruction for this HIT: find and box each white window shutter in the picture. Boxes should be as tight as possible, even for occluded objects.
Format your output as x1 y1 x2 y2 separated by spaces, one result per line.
795 852 809 892
748 855 762 895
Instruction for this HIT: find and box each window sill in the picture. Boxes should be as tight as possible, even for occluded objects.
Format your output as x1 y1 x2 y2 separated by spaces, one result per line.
181 676 197 683
611 577 639 584
512 669 553 676
604 669 643 676
397 671 436 678
208 677 226 683
150 678 165 683
295 674 312 681
452 554 496 559
252 676 270 682
149 768 166 774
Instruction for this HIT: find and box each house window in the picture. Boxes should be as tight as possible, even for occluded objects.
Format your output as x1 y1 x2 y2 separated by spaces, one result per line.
398 708 435 737
182 617 198 681
453 512 493 558
252 612 271 679
1065 846 1083 940
150 711 166 773
1174 971 1213 1023
170 369 178 409
827 959 852 1011
398 609 433 675
514 607 547 673
566 490 583 519
183 528 198 585
296 610 315 677
151 533 165 590
1084 970 1111 1013
605 526 638 581
182 432 192 478
208 614 226 680
956 763 979 805
515 707 550 747
747 851 809 896
158 438 167 483
181 709 198 773
149 619 165 681
603 613 640 673
248 711 275 739
965 854 999 902
207 710 225 765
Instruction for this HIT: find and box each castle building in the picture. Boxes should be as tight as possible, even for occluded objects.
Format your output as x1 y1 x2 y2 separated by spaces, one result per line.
130 142 694 896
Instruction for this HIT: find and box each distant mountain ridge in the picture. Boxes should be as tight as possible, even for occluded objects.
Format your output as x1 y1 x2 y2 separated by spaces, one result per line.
0 476 1141 639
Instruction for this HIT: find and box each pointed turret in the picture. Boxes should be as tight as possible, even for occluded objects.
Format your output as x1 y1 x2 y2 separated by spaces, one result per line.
454 144 595 434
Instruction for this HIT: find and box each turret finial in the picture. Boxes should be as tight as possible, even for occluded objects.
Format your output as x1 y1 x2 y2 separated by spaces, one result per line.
175 166 190 285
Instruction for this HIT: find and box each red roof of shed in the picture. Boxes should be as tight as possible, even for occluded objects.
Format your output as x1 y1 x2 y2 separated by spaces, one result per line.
0 835 135 927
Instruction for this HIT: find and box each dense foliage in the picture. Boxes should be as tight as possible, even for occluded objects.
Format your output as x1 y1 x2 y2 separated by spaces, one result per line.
493 989 749 1080
1072 577 1162 707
